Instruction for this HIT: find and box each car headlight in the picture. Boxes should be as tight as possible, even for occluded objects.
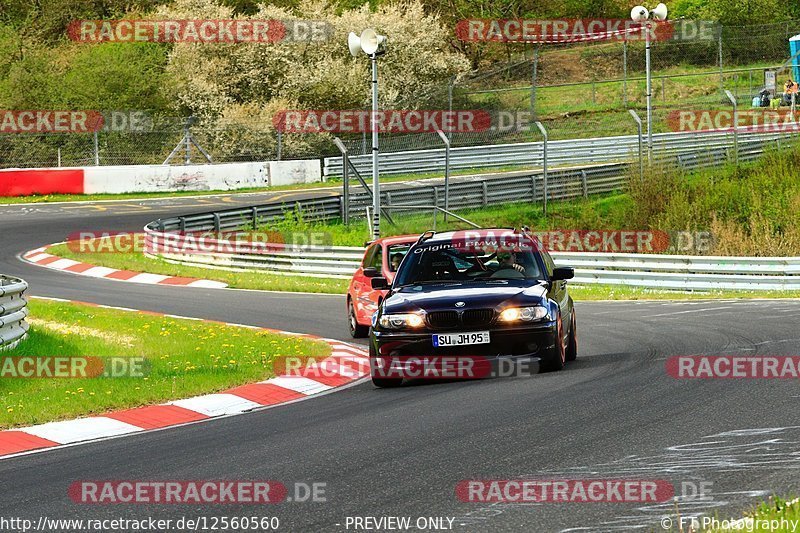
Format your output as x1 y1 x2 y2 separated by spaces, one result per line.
499 306 549 322
378 313 425 330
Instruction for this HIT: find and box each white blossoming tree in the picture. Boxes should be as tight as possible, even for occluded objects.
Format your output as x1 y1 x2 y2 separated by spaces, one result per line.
160 0 470 158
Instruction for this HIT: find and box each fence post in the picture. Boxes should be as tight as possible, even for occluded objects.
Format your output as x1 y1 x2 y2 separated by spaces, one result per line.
628 109 644 181
622 41 628 107
580 170 588 199
534 121 548 217
448 76 455 142
724 89 738 165
184 124 191 165
333 137 349 226
436 129 450 221
251 207 258 230
93 131 100 166
531 47 538 116
482 181 488 206
717 24 724 99
276 130 282 161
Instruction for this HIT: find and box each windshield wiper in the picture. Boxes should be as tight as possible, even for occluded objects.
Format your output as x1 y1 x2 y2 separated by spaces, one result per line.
396 280 462 288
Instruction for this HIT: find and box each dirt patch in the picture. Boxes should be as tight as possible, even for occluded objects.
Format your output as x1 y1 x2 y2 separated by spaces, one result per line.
27 318 136 348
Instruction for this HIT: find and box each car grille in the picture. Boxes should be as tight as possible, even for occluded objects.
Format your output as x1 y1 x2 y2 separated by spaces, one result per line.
462 309 494 327
427 311 459 329
427 309 494 329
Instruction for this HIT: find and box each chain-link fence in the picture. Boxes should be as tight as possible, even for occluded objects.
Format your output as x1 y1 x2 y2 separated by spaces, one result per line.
1 20 799 169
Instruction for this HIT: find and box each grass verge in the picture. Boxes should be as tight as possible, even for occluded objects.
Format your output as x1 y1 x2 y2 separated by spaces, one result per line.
46 242 350 294
705 496 799 532
0 298 330 429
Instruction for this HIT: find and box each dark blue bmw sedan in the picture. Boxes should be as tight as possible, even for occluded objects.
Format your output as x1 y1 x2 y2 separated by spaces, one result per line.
368 228 577 388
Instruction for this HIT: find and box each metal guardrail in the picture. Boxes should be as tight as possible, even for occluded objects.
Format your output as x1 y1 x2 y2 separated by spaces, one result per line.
0 275 30 350
323 129 797 178
147 133 786 238
143 131 800 291
147 162 630 234
143 238 800 291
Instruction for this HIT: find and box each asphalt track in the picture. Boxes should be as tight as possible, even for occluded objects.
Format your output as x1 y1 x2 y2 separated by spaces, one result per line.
1 190 799 532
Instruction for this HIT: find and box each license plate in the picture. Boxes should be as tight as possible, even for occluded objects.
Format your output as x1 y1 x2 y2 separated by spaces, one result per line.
433 331 490 347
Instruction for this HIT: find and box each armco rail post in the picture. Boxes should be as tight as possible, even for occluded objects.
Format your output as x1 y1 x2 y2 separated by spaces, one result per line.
724 89 738 165
535 121 548 217
628 109 644 182
436 129 450 221
333 137 350 226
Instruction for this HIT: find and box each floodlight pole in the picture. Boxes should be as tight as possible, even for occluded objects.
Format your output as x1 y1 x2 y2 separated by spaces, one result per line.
371 53 380 240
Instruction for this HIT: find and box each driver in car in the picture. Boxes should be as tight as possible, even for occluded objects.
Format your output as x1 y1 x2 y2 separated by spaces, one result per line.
497 251 525 273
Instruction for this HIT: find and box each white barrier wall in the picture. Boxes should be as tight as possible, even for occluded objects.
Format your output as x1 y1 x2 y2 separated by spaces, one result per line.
268 160 322 186
82 159 321 194
83 162 268 194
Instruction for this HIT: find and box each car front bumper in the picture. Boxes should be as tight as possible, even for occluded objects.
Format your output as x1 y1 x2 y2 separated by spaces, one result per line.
369 321 558 379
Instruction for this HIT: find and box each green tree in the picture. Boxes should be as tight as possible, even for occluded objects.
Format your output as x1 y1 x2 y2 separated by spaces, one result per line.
703 0 793 24
61 43 169 111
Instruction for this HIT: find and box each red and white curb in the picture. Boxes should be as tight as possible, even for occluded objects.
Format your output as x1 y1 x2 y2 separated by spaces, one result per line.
21 245 227 289
0 297 369 459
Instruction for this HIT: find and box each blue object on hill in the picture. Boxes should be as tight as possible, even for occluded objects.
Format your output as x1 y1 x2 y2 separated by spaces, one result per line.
791 35 800 84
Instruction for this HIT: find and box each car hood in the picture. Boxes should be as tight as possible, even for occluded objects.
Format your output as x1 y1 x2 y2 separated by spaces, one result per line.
383 280 548 313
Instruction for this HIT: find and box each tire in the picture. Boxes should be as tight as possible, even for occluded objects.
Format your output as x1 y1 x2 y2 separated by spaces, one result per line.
369 343 403 387
348 299 369 338
371 376 404 388
540 313 566 373
565 310 578 362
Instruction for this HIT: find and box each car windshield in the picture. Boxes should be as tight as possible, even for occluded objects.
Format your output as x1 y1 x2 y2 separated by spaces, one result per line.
387 243 411 272
394 239 544 285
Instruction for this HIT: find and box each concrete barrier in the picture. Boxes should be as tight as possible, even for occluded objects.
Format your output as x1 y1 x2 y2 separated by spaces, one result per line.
0 159 322 196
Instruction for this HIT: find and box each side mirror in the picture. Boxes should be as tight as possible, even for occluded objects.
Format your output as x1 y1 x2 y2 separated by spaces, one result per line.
371 277 390 290
551 266 575 281
363 267 379 278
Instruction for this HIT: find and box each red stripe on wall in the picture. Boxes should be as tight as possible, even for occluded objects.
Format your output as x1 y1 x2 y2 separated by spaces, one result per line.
0 169 84 196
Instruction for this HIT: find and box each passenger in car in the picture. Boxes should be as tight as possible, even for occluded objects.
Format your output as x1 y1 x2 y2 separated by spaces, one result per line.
390 253 403 271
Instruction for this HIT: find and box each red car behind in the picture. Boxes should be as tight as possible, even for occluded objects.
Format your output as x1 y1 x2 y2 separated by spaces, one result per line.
347 235 417 338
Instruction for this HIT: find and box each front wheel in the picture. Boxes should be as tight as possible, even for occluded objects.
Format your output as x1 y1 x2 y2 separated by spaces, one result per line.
371 376 404 388
369 343 403 387
540 314 566 373
348 299 369 338
565 310 577 362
